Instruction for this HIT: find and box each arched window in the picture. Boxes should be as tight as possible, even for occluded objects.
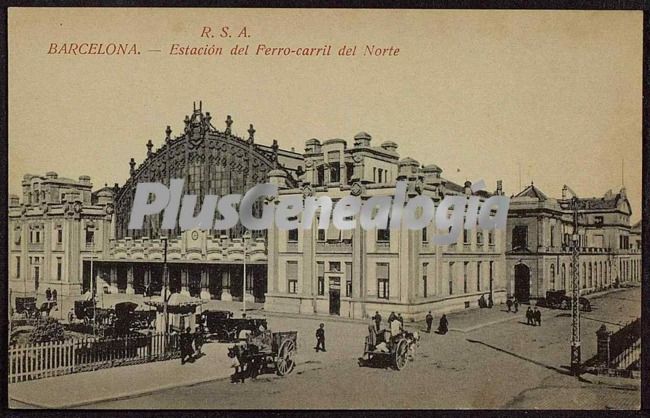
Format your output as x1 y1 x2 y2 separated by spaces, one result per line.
549 264 555 290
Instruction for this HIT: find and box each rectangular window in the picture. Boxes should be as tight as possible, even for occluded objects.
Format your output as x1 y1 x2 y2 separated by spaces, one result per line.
488 231 494 246
463 229 470 244
317 262 325 296
422 227 428 243
329 261 341 272
328 151 340 183
477 261 482 291
16 256 20 279
317 229 326 241
57 257 63 281
86 229 95 246
378 168 383 183
463 262 469 293
377 263 389 299
422 262 428 298
477 231 483 245
288 229 298 242
345 262 352 297
34 265 40 281
448 262 454 295
286 261 298 294
512 226 528 250
377 228 390 243
57 228 63 244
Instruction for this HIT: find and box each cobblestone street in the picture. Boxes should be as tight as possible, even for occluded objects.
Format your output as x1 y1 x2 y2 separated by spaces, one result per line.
64 286 641 410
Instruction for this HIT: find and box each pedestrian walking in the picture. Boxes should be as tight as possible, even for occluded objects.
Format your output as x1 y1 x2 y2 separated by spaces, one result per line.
52 288 57 301
373 311 382 331
506 298 513 313
180 327 194 364
425 311 434 333
45 287 52 301
513 298 519 313
526 307 534 326
437 314 448 335
397 313 404 327
315 323 326 352
388 311 397 325
194 324 205 356
67 308 75 323
367 319 377 350
534 307 542 326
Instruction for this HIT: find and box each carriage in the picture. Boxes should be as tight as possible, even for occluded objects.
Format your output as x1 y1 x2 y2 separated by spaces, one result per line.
359 329 419 371
539 290 592 312
228 330 298 377
202 310 268 342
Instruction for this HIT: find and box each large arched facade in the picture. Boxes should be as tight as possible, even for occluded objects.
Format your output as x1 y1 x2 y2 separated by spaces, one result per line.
114 105 299 240
98 104 303 302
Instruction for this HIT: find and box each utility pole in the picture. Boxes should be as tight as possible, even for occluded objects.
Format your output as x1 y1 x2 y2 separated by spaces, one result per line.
564 185 582 376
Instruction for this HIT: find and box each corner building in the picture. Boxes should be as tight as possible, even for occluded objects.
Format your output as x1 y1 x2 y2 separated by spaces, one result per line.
8 173 114 298
506 184 642 302
264 133 508 321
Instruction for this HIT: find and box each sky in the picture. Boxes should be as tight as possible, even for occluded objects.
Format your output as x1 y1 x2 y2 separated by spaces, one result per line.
8 9 643 222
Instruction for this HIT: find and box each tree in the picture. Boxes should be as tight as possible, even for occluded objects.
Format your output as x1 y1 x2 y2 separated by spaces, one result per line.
29 317 65 343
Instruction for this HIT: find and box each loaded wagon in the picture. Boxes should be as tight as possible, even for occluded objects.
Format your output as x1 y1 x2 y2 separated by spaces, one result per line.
228 330 298 377
359 329 419 371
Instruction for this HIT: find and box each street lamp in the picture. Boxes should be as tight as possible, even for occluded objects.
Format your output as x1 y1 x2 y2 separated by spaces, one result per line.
161 236 169 336
242 230 252 315
564 185 584 376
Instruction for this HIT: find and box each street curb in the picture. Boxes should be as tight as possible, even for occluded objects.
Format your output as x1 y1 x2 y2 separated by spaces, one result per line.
580 373 641 391
10 373 233 409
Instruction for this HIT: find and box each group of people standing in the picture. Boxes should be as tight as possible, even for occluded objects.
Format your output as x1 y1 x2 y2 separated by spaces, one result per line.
45 287 57 302
525 306 542 326
179 324 206 364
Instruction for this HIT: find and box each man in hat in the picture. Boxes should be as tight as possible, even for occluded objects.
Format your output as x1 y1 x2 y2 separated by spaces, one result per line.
373 311 382 331
315 323 326 352
425 311 434 333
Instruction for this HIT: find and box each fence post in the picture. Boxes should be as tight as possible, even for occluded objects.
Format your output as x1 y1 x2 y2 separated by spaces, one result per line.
596 324 611 368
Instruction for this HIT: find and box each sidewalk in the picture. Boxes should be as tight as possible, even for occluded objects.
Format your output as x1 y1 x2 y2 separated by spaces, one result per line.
9 342 231 409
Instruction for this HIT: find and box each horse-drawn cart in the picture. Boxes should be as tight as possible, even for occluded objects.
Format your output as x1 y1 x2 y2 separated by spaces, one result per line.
359 329 418 370
229 330 298 377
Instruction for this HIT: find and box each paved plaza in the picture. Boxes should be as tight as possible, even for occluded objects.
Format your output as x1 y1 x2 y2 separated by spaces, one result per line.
9 286 640 409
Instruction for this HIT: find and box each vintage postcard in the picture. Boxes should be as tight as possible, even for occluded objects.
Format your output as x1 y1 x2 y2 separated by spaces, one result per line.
6 8 643 410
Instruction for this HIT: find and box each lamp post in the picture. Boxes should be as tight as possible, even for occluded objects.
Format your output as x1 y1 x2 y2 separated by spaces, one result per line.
564 185 583 376
242 230 251 315
161 236 169 336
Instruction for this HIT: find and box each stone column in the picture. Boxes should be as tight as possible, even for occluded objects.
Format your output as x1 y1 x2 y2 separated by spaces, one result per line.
126 265 135 294
144 266 151 296
200 266 211 301
109 266 118 294
244 267 255 303
221 267 232 301
180 267 190 296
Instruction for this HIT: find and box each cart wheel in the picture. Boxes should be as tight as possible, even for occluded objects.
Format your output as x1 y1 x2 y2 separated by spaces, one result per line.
393 339 408 371
275 339 296 376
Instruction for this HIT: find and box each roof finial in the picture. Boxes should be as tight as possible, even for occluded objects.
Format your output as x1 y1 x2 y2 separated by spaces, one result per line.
146 139 154 157
248 124 255 143
129 158 136 176
225 115 233 135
